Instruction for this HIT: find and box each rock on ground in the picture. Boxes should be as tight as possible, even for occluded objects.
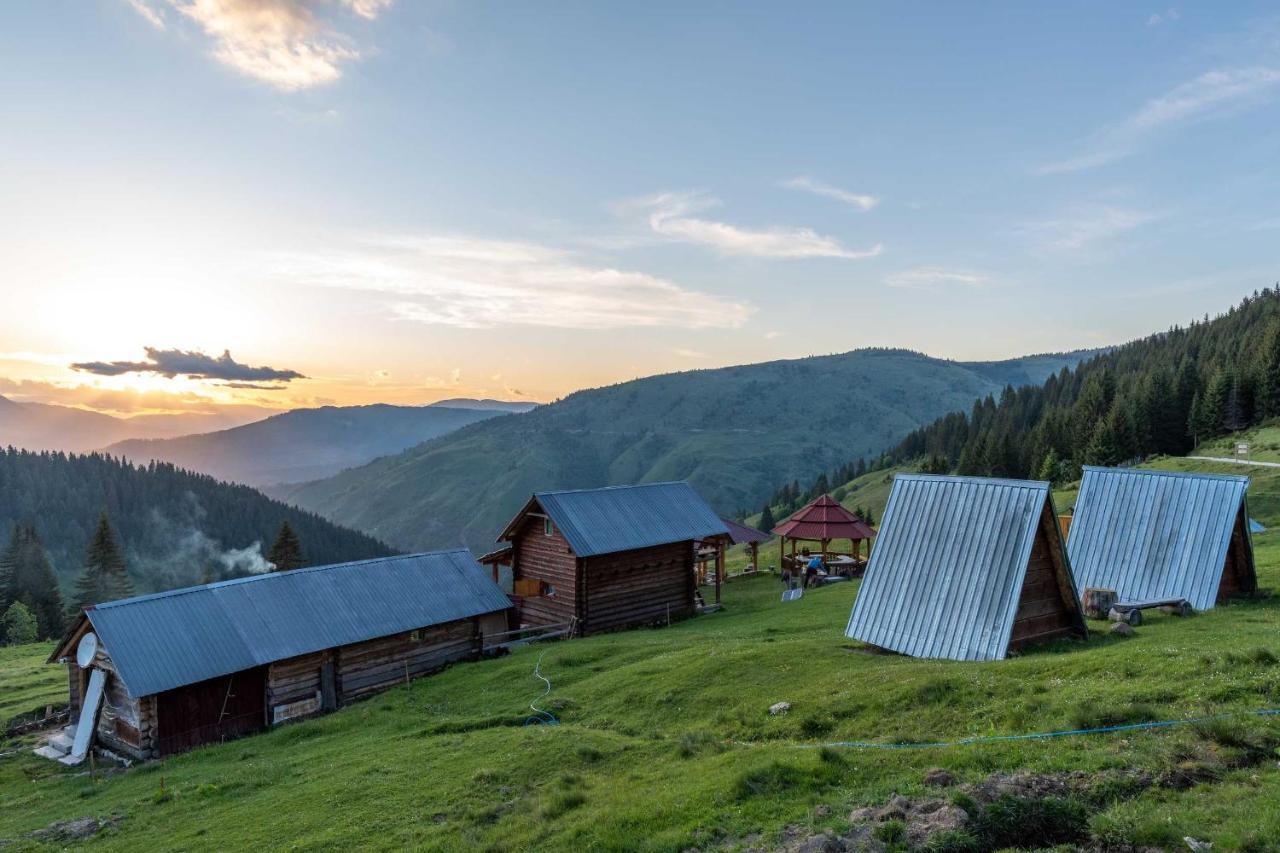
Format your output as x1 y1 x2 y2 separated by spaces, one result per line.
28 815 123 842
769 702 792 715
1111 621 1136 637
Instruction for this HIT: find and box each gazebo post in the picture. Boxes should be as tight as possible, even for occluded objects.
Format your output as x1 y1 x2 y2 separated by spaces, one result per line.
751 542 759 574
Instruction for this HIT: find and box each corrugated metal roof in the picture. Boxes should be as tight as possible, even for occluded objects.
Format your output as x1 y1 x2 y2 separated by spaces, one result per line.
721 516 769 545
845 474 1069 662
1067 466 1253 611
82 550 510 698
773 494 877 541
532 481 728 558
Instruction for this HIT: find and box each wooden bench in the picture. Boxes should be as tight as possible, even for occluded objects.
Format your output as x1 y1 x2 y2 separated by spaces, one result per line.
1109 598 1193 626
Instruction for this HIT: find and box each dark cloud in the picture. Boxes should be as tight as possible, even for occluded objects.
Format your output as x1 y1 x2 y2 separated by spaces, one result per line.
71 348 305 385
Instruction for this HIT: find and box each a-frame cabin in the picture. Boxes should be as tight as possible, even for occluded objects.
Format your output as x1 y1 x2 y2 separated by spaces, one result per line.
845 474 1086 662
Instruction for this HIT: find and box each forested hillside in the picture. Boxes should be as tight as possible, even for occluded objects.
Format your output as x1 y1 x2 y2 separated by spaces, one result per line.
0 449 392 597
868 289 1280 485
275 348 1092 552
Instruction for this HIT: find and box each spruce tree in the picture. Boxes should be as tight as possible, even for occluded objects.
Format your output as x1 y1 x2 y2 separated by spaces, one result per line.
1259 321 1280 420
1084 415 1123 467
72 513 134 612
268 521 304 571
2 523 65 640
758 503 776 532
1202 369 1231 436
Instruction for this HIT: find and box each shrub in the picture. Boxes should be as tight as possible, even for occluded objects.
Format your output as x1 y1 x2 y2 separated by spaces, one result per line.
733 759 841 800
799 716 834 738
874 820 906 844
1 601 37 646
1070 701 1158 731
924 829 981 853
969 795 1087 849
540 790 586 819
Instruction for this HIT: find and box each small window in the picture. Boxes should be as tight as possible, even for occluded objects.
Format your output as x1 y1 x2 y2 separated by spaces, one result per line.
544 518 553 536
409 630 421 642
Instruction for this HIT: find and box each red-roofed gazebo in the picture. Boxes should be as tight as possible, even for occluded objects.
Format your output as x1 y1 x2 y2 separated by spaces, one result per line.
773 495 876 576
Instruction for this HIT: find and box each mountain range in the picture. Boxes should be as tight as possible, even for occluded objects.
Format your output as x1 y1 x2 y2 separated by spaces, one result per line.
100 400 538 487
271 348 1096 553
0 395 269 453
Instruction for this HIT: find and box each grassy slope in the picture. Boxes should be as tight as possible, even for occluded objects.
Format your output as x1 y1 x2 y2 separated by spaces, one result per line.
0 643 60 729
2 456 1279 850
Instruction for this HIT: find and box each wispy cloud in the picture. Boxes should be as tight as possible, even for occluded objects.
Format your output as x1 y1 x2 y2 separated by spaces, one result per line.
268 233 754 330
1038 66 1280 173
885 267 989 291
1147 8 1180 27
125 0 393 91
72 347 305 385
628 192 882 260
781 176 879 211
1020 205 1162 251
126 0 166 28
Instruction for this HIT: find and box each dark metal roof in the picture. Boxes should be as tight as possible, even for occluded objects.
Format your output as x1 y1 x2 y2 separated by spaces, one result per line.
1067 466 1253 611
77 550 510 698
773 495 876 541
845 474 1073 662
721 516 770 545
524 481 728 558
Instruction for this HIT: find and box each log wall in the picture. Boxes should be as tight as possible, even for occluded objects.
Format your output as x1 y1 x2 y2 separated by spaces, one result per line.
581 540 693 634
1008 516 1081 651
337 619 478 701
266 650 331 717
511 513 579 626
89 643 154 759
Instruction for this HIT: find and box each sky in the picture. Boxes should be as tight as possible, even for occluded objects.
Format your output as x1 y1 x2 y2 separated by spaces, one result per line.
1 1 1279 418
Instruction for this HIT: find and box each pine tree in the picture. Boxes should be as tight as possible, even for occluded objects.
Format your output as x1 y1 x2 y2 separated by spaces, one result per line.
2 523 65 640
759 503 776 532
72 513 134 612
268 521 304 572
2 600 38 646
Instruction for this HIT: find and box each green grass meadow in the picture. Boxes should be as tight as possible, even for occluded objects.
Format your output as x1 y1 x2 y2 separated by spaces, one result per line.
2 455 1280 850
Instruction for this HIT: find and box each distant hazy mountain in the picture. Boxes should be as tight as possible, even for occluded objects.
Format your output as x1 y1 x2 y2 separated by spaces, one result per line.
102 403 520 487
430 398 539 413
0 395 270 453
274 348 1097 553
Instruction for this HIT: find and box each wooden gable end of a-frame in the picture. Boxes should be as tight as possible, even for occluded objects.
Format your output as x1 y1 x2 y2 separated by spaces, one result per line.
1008 498 1087 652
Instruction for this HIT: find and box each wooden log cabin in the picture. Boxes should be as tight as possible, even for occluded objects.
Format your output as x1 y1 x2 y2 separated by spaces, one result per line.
1066 467 1257 611
845 474 1086 662
44 550 510 761
493 481 730 635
